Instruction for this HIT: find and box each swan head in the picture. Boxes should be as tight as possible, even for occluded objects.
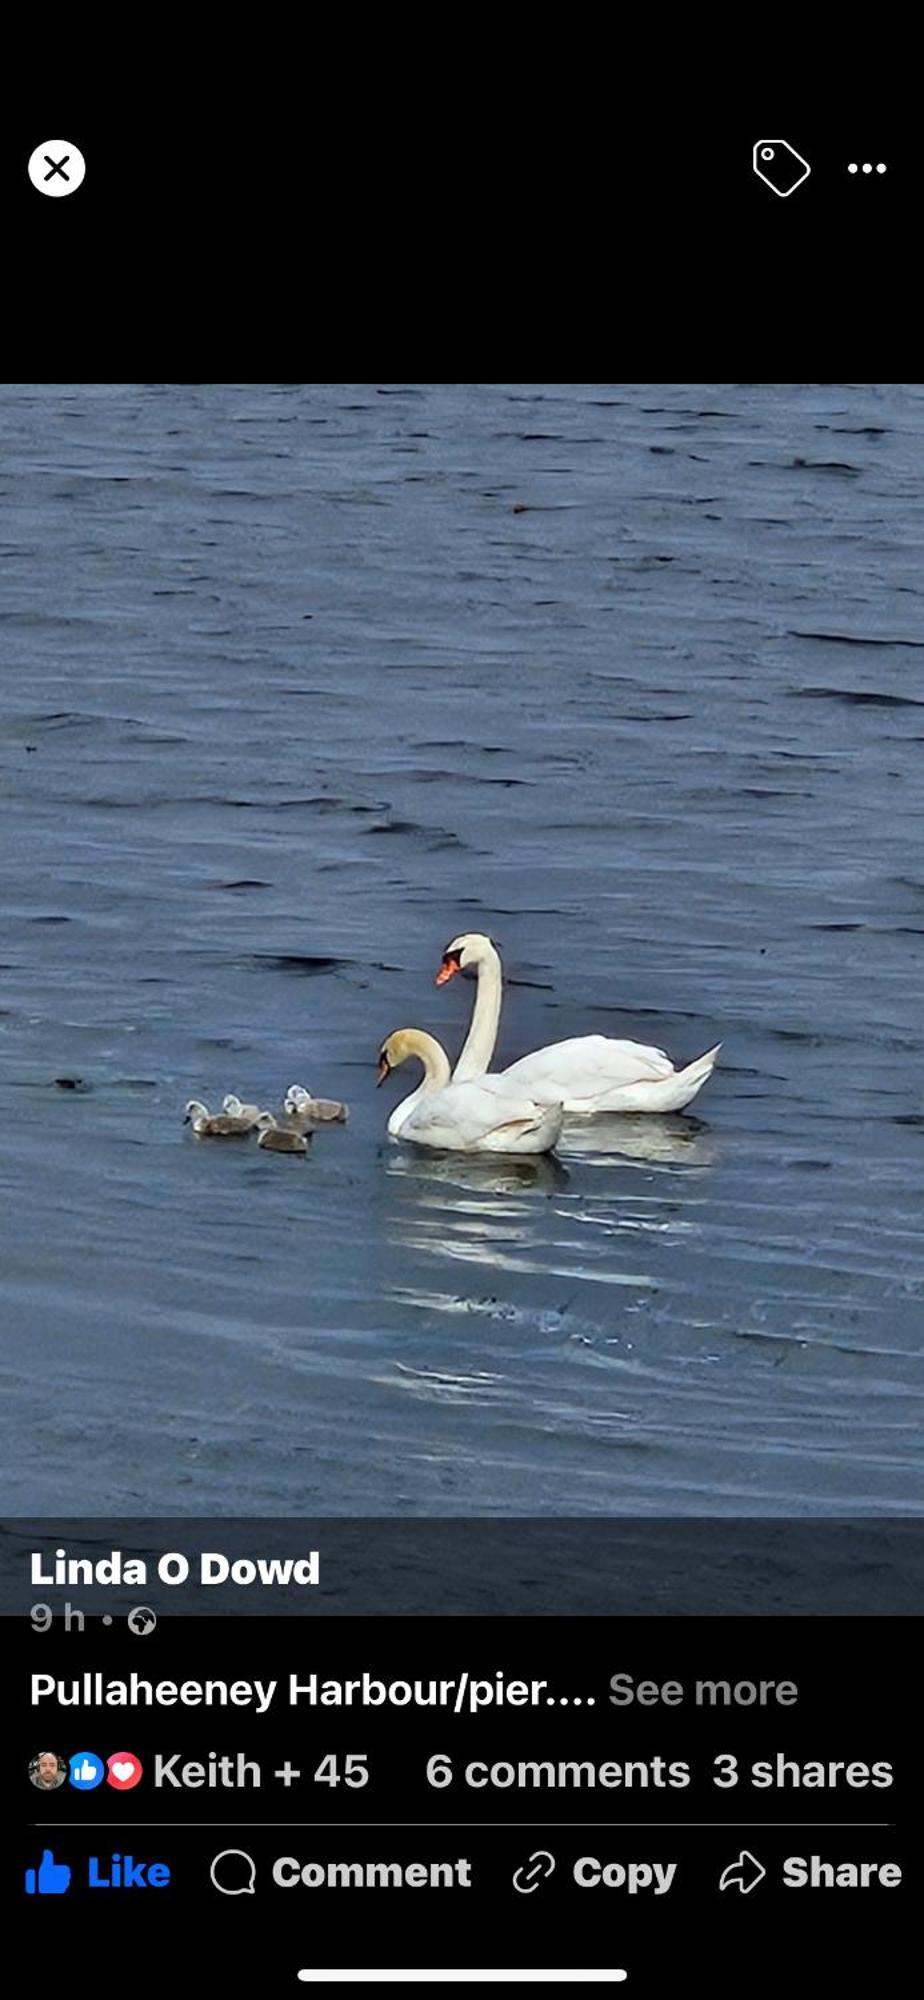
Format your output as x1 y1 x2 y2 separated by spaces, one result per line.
254 1112 278 1132
377 1031 406 1084
436 931 496 985
377 1028 448 1085
285 1085 313 1112
222 1095 245 1116
183 1099 210 1124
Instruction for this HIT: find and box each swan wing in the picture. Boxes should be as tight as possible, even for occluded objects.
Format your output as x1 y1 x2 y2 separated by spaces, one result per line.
466 1071 560 1107
502 1034 675 1103
402 1077 556 1150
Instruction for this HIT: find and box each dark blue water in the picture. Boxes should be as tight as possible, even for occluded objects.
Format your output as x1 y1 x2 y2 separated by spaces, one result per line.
1 382 922 1514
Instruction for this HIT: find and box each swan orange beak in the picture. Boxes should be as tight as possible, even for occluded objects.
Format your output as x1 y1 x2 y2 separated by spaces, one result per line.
435 959 459 985
376 1056 391 1085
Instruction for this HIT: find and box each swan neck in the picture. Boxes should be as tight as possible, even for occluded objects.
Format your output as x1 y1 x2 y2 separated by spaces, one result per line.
405 1030 451 1087
453 945 502 1080
388 1032 451 1134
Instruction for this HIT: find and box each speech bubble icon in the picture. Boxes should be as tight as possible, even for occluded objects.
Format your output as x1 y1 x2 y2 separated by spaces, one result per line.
210 1849 256 1895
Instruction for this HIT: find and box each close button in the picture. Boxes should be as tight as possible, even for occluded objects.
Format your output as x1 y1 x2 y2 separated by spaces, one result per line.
27 141 87 198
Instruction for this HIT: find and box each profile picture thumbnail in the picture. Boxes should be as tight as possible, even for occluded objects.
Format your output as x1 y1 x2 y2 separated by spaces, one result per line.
30 1750 67 1791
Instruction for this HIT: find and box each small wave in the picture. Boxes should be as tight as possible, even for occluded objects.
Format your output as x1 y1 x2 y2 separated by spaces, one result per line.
791 685 924 706
790 634 924 654
248 953 350 975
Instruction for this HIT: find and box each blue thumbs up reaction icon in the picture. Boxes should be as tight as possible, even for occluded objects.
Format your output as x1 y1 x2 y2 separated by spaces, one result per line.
70 1751 105 1790
25 1851 71 1894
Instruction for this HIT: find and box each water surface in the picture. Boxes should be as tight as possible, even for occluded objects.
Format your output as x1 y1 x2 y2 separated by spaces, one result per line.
1 382 922 1514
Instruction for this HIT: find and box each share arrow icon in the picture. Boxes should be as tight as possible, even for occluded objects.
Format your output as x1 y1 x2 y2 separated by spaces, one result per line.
719 1850 767 1895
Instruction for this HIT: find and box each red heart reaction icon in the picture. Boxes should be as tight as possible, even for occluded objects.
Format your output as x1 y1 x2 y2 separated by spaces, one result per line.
106 1752 143 1790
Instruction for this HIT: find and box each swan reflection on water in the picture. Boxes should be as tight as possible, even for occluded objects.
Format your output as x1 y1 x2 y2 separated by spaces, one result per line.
557 1112 719 1168
381 1144 568 1273
383 1144 570 1199
384 1115 717 1188
381 1116 718 1281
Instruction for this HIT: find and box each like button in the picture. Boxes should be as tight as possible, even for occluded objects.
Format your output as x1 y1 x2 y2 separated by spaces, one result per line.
25 1851 71 1894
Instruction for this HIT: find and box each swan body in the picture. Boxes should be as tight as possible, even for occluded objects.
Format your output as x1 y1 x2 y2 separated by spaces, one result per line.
438 934 720 1114
378 1029 563 1154
255 1112 310 1154
183 1099 254 1136
284 1083 349 1124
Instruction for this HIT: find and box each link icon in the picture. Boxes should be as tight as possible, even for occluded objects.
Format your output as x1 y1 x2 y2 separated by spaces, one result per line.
512 1849 556 1894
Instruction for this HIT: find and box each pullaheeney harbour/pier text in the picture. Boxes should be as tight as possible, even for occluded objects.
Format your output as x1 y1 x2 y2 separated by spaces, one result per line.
33 1672 551 1713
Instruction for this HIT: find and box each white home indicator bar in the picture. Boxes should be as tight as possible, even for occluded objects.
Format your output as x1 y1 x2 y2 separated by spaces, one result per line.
297 1975 628 1986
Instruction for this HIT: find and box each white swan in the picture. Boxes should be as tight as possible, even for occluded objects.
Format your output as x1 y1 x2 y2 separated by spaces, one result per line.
436 933 721 1114
377 1029 563 1154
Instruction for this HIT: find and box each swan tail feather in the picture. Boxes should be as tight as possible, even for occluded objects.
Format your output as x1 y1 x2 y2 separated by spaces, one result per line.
571 1044 722 1115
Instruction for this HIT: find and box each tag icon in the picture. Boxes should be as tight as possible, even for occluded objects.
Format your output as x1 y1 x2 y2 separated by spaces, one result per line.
753 140 811 197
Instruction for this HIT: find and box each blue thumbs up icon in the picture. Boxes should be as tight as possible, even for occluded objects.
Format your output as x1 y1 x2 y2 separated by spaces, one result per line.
70 1751 104 1790
25 1850 71 1894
